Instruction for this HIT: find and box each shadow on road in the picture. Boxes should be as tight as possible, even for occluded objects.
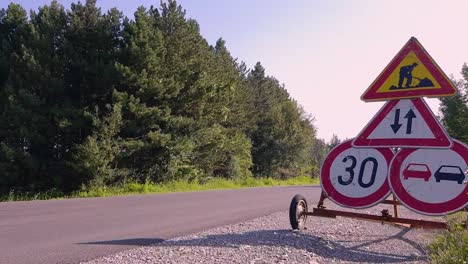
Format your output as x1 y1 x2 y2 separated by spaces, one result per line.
81 227 427 263
279 185 321 189
80 238 164 246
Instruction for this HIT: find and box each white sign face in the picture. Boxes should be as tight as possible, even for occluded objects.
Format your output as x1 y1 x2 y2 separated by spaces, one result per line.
321 140 393 208
369 100 433 139
389 139 468 215
353 98 452 148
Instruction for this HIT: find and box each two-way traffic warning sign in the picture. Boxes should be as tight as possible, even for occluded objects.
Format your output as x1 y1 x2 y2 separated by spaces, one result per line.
353 98 452 148
361 37 457 101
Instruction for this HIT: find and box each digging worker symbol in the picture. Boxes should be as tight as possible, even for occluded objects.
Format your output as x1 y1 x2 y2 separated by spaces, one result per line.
398 62 418 88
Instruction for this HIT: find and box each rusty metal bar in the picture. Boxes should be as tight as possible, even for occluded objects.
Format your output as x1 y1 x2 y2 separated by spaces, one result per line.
392 194 399 218
380 199 402 205
305 208 447 229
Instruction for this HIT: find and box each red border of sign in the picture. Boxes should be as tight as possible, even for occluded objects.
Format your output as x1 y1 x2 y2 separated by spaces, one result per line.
321 140 394 208
352 98 452 148
361 37 457 101
389 139 468 215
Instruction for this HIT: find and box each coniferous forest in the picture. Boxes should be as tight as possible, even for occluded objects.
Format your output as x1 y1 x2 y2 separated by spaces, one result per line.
0 0 330 196
2 0 466 198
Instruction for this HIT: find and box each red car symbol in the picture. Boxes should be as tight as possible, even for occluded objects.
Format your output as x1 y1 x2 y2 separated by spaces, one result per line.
403 163 432 181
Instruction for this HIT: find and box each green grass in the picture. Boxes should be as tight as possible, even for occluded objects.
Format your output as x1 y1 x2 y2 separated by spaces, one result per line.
428 211 468 264
1 175 319 202
3 188 65 202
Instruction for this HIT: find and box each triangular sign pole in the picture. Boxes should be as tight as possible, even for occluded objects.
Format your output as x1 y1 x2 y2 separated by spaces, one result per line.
352 97 452 148
361 37 457 101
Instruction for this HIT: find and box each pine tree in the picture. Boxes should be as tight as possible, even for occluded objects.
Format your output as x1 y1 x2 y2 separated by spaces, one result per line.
439 65 468 144
64 0 124 189
0 3 38 193
114 5 172 182
73 103 123 187
328 134 341 149
247 62 317 178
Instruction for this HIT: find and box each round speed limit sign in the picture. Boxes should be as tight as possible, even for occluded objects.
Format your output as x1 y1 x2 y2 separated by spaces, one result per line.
321 140 394 208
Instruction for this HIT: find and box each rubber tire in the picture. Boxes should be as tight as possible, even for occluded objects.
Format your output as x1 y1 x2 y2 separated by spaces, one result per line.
289 194 308 230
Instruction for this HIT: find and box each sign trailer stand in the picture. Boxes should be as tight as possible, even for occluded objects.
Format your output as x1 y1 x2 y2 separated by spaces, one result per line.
289 37 468 231
289 194 448 231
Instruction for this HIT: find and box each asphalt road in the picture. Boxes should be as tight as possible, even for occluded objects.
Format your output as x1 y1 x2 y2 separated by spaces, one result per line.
0 185 321 264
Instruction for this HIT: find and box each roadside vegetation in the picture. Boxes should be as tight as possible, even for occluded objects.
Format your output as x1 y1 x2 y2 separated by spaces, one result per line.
429 62 468 264
0 0 331 201
428 212 468 264
2 175 319 202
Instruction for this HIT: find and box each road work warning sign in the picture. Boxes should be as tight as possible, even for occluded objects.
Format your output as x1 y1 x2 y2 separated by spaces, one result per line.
361 37 457 101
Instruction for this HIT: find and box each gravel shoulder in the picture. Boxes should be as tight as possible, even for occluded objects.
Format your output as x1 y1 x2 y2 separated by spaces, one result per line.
82 201 444 264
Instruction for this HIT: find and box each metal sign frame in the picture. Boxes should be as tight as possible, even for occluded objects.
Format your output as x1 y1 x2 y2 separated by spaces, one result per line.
288 37 465 232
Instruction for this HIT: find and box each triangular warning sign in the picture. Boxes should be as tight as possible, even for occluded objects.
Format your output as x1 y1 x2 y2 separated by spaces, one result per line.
361 37 457 101
352 98 452 148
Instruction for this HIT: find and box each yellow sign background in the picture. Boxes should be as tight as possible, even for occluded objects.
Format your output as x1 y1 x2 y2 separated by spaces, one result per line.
376 51 441 93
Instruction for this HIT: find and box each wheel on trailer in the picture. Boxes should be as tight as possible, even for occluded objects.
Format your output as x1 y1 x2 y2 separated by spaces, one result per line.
289 194 308 230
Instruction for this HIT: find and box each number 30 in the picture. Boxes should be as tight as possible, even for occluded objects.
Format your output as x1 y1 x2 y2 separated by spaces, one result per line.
338 155 378 188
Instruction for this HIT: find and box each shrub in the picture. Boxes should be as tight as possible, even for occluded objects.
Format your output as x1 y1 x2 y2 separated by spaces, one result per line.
428 212 468 264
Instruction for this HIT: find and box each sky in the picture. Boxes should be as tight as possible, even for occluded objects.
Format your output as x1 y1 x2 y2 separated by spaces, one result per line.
3 0 468 142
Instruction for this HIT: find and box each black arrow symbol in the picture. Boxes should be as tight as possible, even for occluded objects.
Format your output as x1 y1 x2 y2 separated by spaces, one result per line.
404 109 416 134
390 109 402 133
